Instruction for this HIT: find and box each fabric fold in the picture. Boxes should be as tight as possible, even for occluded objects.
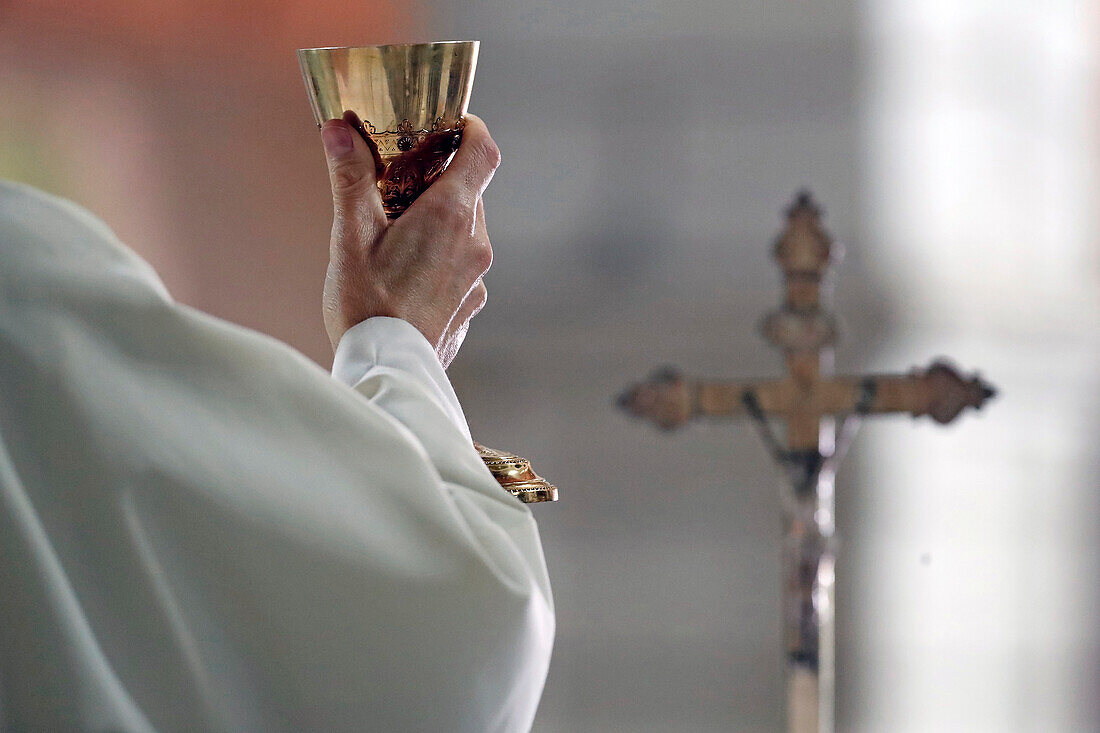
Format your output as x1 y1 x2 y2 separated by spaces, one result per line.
0 181 554 733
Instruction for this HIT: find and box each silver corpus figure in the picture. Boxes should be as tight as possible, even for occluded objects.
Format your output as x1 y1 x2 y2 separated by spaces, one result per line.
619 192 996 733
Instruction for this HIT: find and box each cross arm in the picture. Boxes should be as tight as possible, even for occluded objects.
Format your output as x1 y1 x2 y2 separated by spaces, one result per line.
616 368 791 430
618 361 996 431
820 361 996 424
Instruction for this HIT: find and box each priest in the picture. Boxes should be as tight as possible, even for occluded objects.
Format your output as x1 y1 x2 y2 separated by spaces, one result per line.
0 115 554 732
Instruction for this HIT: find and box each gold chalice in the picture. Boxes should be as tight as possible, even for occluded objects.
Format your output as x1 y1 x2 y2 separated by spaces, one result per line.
298 41 557 503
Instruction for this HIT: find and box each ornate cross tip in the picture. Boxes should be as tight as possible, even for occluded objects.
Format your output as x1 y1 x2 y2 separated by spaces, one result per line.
786 188 821 218
617 368 691 430
774 198 832 274
917 360 998 424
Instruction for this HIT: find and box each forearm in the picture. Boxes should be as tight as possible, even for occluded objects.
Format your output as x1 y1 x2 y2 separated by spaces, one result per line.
331 316 553 593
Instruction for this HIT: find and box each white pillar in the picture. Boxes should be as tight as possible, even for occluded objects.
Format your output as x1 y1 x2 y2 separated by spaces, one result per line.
855 1 1100 730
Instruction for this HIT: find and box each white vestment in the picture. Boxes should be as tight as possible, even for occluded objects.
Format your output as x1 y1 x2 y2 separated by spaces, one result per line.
0 181 554 732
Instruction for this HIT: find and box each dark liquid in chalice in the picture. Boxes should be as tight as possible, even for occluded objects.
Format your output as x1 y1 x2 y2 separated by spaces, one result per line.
377 129 463 219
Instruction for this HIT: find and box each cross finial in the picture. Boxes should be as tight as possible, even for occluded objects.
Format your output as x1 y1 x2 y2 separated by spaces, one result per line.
772 191 835 314
786 189 820 217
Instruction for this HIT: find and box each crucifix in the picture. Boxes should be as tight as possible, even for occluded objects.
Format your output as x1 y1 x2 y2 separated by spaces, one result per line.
618 192 995 733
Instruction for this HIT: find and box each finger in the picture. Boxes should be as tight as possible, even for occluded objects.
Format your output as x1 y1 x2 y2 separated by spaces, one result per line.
466 198 494 278
436 279 487 368
342 110 386 180
456 278 488 324
444 277 488 346
436 114 500 197
321 116 387 226
474 198 489 243
436 318 468 370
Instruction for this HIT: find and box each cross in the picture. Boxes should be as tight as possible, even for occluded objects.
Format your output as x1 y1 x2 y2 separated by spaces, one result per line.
618 192 995 733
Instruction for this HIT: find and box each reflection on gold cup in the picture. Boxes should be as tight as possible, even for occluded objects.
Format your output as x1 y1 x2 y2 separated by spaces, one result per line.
297 42 478 218
296 42 558 503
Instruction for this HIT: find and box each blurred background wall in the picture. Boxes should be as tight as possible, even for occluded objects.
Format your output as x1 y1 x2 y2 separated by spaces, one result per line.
2 0 1096 731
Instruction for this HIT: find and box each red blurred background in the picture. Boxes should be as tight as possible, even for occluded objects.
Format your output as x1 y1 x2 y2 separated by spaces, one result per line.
1 0 434 364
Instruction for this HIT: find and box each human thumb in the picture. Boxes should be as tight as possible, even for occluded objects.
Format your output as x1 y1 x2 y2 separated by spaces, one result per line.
321 114 385 219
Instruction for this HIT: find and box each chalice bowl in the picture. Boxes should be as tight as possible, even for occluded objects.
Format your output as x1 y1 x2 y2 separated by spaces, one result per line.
298 41 557 503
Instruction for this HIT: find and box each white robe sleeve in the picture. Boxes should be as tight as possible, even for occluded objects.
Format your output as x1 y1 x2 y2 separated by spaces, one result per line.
0 181 554 733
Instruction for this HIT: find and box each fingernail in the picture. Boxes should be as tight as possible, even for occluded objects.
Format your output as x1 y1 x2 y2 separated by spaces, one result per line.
321 122 354 157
